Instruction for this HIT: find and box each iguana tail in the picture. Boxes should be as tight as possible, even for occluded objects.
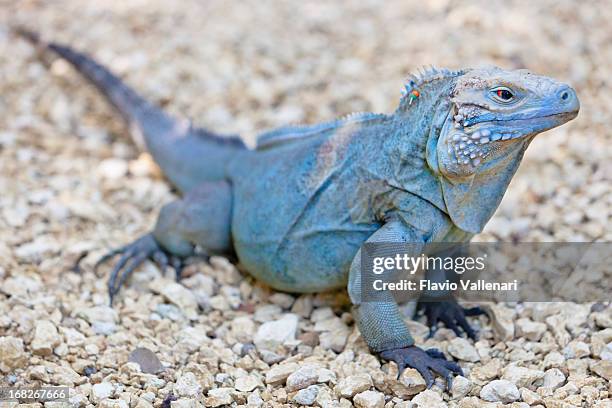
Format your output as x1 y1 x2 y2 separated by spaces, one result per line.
15 28 245 193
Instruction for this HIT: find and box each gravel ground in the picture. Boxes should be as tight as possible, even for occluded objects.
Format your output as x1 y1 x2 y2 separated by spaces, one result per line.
0 1 611 407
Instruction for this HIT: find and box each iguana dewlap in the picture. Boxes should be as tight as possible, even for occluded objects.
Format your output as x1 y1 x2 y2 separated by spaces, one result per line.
17 29 579 388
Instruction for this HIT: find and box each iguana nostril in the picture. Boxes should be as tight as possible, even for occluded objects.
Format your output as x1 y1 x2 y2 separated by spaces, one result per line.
561 91 569 100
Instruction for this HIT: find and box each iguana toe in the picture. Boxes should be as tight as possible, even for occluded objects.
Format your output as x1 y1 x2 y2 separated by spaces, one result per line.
96 233 188 304
417 299 486 340
380 345 463 390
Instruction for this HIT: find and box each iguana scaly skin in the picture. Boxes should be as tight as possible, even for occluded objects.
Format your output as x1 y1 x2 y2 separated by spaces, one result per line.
17 29 579 387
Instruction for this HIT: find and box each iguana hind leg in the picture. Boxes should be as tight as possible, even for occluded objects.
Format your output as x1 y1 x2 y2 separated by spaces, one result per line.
97 180 233 303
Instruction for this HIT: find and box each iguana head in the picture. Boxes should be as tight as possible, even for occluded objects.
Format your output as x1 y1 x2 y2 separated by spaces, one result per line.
433 67 579 179
397 67 579 233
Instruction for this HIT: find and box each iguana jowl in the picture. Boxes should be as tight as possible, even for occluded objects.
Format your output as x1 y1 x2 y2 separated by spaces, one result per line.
18 29 579 387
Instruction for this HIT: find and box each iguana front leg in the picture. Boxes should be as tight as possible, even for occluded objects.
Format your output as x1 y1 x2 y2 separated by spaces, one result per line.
416 245 486 339
96 180 233 303
348 218 462 389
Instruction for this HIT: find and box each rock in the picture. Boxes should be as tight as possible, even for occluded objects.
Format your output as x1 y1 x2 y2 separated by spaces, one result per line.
14 236 59 262
316 368 336 384
265 362 299 384
0 336 27 373
92 383 114 402
92 322 117 335
128 347 164 374
247 390 264 407
97 399 129 408
50 365 80 386
451 376 472 399
410 389 447 408
97 158 128 180
484 304 515 341
269 293 295 309
353 390 384 408
292 385 319 406
590 360 612 381
480 380 520 403
174 372 202 397
31 320 62 356
299 332 320 347
170 399 199 408
563 340 590 359
234 375 260 392
543 351 565 368
335 374 372 398
470 359 503 384
520 387 542 405
542 368 566 390
230 316 256 343
386 367 427 398
253 314 299 351
319 327 350 353
61 327 85 347
501 365 544 388
448 338 480 362
286 365 319 391
291 295 313 318
592 328 612 357
600 342 612 361
515 318 547 341
136 396 154 408
78 306 118 335
149 280 198 319
259 349 285 365
206 388 233 407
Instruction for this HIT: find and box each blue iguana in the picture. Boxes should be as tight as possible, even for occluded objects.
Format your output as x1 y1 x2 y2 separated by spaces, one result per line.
17 29 579 388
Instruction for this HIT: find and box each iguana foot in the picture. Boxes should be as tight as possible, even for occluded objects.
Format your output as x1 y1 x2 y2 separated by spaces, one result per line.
417 299 485 340
95 233 189 304
380 346 463 389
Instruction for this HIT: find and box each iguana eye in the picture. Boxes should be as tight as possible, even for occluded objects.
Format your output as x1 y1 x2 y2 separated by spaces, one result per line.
491 86 515 103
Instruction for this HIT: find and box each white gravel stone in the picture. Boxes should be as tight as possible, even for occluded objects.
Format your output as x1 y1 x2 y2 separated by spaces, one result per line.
61 327 86 347
590 360 612 381
542 368 566 390
451 375 472 399
480 380 520 403
501 365 545 388
353 390 385 408
335 374 372 398
174 372 202 397
0 336 27 372
515 318 547 341
92 382 114 402
520 387 543 405
31 320 62 356
234 374 260 392
265 362 299 384
409 389 447 407
97 158 128 180
247 390 264 407
170 399 199 408
292 385 319 406
286 365 319 391
386 368 426 398
448 338 480 362
253 313 299 351
563 340 590 358
149 280 199 319
206 388 233 407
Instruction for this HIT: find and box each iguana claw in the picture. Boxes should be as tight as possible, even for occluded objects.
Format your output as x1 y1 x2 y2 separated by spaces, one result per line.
95 233 187 304
417 299 486 340
380 346 463 389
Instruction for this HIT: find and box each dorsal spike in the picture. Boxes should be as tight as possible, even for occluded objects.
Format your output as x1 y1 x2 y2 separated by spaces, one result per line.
400 66 467 102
